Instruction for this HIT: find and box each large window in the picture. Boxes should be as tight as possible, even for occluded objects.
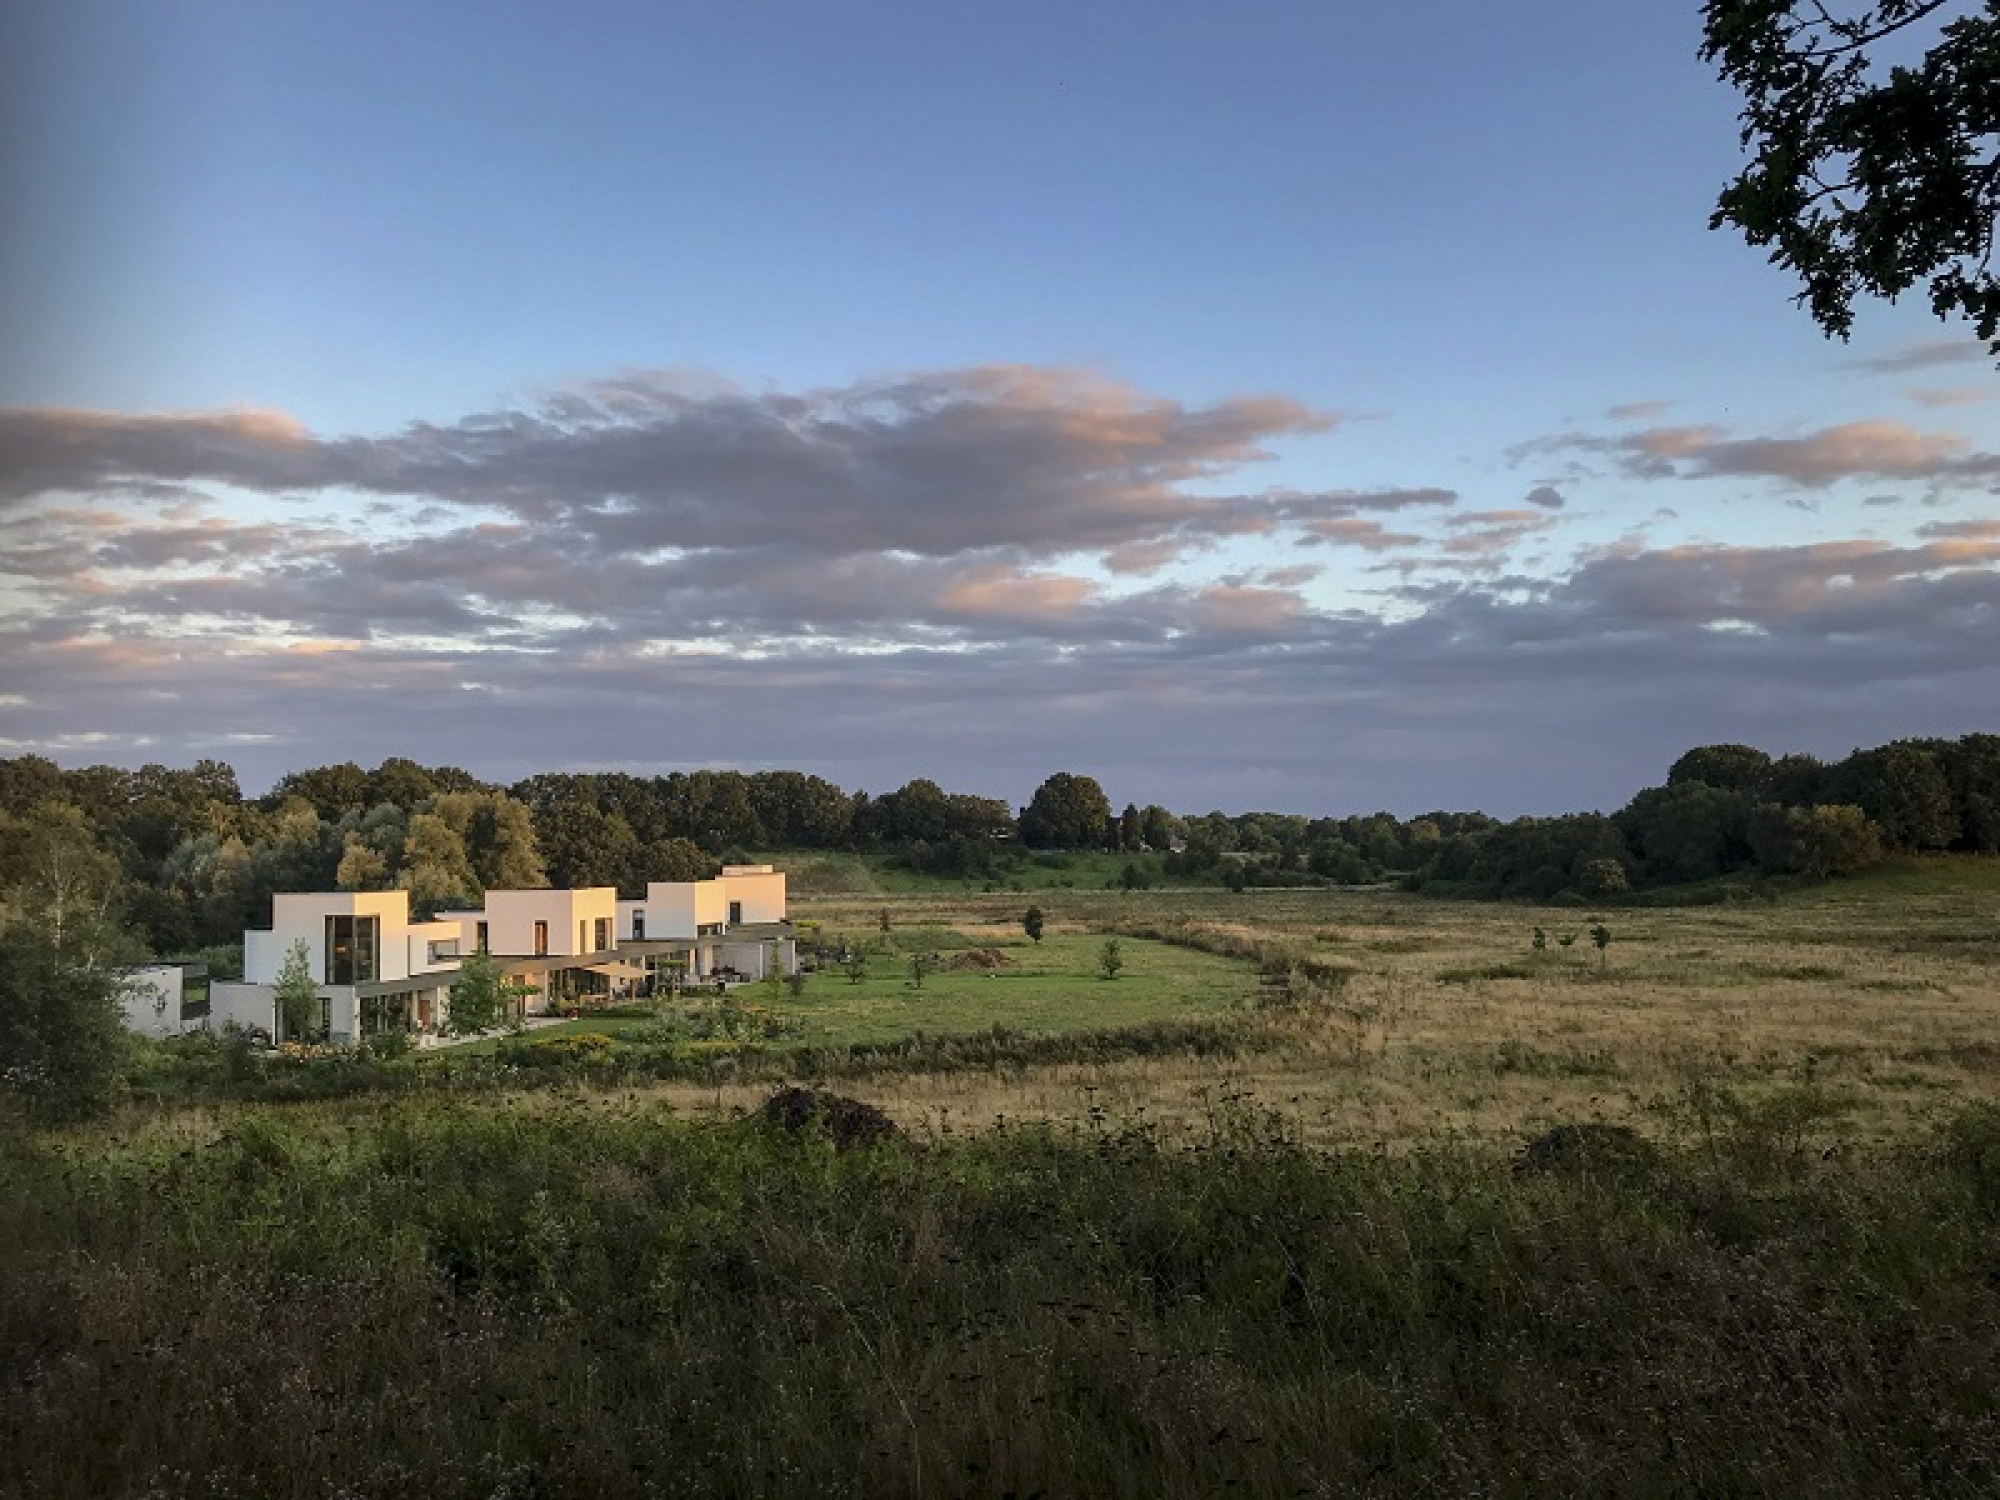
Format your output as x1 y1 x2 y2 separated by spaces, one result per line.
728 901 743 926
632 910 646 940
533 920 549 957
475 921 489 954
325 915 380 985
594 917 611 951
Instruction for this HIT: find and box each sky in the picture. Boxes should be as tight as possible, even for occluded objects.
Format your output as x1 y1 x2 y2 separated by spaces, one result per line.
2 1 1996 818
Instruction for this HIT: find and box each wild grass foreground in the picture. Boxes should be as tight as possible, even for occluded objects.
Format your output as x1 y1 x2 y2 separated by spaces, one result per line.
6 1094 2000 1498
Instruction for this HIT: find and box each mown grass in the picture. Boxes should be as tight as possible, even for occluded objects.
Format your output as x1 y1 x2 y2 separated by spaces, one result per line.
510 933 1251 1052
5 1096 2000 1498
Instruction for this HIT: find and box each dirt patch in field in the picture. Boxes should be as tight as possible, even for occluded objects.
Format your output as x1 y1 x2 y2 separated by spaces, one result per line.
944 948 1015 971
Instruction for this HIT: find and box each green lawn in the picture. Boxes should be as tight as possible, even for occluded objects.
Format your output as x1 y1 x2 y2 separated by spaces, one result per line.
493 933 1255 1052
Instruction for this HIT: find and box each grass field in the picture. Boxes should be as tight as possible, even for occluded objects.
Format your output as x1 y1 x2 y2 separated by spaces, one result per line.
530 856 2000 1151
479 932 1254 1055
10 858 2000 1496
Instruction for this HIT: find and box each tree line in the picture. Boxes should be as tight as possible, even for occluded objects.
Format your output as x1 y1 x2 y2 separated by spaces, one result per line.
0 734 1994 971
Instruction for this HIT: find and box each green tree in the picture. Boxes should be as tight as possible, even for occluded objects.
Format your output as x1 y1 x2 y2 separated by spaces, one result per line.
272 938 321 1043
1667 743 1774 793
650 836 714 884
535 800 641 891
1098 937 1124 981
1751 803 1887 877
0 923 127 1121
267 762 367 820
335 833 391 891
437 790 547 891
1019 772 1114 849
0 811 134 1120
401 811 480 916
1023 905 1045 943
1578 857 1631 898
447 949 526 1035
1703 1 2000 357
1838 741 1958 849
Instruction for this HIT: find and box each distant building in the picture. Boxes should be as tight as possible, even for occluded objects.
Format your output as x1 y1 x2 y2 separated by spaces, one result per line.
210 889 461 1043
201 867 795 1044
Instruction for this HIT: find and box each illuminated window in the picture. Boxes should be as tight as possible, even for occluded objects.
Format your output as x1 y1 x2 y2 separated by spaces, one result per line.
533 920 548 957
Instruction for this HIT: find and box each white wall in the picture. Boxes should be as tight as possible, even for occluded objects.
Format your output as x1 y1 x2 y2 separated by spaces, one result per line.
210 981 277 1036
406 919 463 976
476 889 618 956
118 965 191 1038
720 866 786 924
249 891 419 984
642 879 726 939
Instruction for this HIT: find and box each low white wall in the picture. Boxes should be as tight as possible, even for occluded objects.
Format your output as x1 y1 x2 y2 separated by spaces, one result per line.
119 965 192 1039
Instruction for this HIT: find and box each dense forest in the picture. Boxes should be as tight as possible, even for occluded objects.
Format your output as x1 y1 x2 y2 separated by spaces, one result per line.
0 734 1994 966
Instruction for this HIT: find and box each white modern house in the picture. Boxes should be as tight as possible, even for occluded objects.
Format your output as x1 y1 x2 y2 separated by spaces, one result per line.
199 867 795 1044
210 890 463 1043
618 865 795 985
434 886 625 1014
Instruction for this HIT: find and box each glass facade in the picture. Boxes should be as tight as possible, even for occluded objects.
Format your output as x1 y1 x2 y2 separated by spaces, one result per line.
324 915 380 985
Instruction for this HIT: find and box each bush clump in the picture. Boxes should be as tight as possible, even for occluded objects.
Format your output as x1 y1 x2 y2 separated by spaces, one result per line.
758 1085 903 1149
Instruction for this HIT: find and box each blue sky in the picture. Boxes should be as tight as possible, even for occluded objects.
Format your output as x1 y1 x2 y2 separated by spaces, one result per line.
2 1 1996 816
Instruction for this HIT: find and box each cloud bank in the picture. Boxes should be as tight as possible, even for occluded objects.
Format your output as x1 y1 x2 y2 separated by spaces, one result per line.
2 366 1995 814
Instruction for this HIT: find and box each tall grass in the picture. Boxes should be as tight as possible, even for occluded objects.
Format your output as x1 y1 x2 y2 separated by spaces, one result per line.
5 1097 2000 1497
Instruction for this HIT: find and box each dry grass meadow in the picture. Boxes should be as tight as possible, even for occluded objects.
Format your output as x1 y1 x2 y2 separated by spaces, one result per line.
616 861 2000 1153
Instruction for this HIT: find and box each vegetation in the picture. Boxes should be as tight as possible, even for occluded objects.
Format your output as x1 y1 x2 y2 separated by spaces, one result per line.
5 1095 2000 1497
3 827 2000 1491
271 938 319 1043
1702 0 2000 357
445 949 530 1036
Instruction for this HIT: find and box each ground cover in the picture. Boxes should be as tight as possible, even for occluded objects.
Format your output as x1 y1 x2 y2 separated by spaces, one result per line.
749 861 2000 1149
497 932 1252 1054
6 1096 1999 1498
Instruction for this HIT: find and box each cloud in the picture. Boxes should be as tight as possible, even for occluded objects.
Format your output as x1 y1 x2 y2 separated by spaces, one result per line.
1531 417 1988 488
4 369 1997 818
1606 400 1671 420
0 369 1338 563
1905 387 1995 408
1854 338 1991 373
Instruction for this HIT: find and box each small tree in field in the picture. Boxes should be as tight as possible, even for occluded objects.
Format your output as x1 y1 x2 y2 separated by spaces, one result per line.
1023 905 1045 944
273 939 320 1043
1099 937 1124 981
844 950 870 985
448 949 528 1036
907 953 933 990
1590 923 1613 973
